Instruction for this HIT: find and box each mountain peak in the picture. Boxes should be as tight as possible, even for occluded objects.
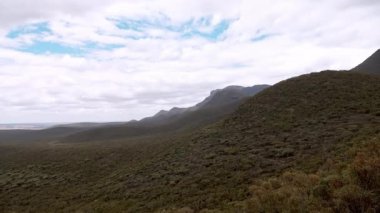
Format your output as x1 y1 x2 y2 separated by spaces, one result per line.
197 84 270 109
351 49 380 75
209 85 243 96
155 110 168 116
374 48 380 55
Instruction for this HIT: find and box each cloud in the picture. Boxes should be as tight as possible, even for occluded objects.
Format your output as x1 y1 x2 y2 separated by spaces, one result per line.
0 0 113 28
0 0 379 123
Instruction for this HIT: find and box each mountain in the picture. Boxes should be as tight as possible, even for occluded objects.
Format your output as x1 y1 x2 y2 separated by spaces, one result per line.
0 85 269 144
52 122 126 129
96 71 378 211
351 49 380 75
1 70 378 212
62 84 269 142
1 52 379 212
139 84 269 125
195 85 269 109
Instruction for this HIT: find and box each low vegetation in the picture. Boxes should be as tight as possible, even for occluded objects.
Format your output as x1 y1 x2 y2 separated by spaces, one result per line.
162 135 380 212
0 71 379 212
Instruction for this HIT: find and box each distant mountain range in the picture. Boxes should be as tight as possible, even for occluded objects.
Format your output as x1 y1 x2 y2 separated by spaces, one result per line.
138 85 269 126
0 84 269 143
63 84 270 142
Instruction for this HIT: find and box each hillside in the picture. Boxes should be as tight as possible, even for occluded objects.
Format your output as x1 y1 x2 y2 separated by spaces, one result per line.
116 71 380 211
0 123 126 144
352 49 380 75
1 70 379 212
0 127 86 144
62 85 269 142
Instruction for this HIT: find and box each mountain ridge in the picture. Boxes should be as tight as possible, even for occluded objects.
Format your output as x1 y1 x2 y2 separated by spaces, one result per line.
62 84 270 142
0 84 269 143
351 49 380 75
138 84 269 125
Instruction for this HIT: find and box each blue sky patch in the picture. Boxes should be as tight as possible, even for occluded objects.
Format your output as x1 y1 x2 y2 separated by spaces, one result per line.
82 41 124 51
18 41 124 56
20 41 84 55
116 19 159 32
114 16 232 41
6 21 124 55
6 16 231 56
181 19 230 40
7 22 51 39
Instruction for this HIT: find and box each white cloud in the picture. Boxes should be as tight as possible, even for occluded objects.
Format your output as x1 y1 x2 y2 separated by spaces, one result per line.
0 0 379 123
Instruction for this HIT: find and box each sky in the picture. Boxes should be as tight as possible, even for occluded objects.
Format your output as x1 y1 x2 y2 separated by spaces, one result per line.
0 0 379 123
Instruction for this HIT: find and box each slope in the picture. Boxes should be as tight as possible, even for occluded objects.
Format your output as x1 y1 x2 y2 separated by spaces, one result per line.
1 70 379 212
352 49 380 75
110 71 380 211
0 122 125 144
0 127 85 144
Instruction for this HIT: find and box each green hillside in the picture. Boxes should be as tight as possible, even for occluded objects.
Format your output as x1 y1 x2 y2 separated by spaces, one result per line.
1 70 379 212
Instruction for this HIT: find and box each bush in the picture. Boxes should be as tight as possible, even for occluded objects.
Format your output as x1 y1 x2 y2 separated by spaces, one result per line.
351 143 380 190
276 148 295 158
242 139 380 213
333 184 374 213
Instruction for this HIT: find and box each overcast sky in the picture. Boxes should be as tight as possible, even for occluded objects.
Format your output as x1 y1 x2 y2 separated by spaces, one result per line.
0 0 379 123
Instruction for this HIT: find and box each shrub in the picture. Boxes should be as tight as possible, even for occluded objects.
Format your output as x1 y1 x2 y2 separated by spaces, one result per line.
351 144 380 190
276 148 295 158
333 184 374 213
242 139 380 213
